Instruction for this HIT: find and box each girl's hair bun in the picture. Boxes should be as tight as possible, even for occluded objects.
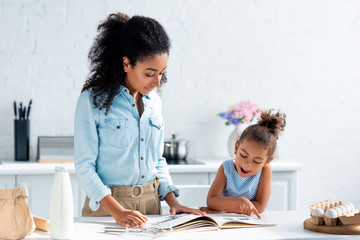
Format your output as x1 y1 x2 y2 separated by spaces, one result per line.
257 109 286 138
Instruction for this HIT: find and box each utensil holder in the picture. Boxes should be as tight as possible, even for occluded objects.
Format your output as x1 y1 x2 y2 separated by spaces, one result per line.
14 119 30 161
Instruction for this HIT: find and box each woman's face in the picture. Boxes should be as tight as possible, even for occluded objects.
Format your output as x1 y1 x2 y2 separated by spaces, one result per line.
123 53 168 96
234 139 273 178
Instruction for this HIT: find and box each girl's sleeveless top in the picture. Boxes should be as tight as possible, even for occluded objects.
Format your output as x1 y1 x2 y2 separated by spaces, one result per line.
222 159 262 201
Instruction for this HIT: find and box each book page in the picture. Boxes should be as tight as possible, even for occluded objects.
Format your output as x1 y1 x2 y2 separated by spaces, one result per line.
103 214 276 234
147 214 214 228
205 213 276 228
147 213 275 231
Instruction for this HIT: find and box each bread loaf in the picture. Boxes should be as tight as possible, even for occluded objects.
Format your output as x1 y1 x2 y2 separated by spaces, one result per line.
33 216 50 232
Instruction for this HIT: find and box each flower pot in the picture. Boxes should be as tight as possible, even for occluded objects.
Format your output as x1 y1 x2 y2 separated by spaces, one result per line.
227 124 248 158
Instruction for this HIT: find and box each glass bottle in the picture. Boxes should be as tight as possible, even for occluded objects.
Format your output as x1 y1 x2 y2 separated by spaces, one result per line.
50 166 74 239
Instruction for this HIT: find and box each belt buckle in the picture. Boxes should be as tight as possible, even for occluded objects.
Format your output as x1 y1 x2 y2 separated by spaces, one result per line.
131 185 144 198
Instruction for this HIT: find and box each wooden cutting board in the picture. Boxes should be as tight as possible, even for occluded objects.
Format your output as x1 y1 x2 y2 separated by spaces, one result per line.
303 218 360 235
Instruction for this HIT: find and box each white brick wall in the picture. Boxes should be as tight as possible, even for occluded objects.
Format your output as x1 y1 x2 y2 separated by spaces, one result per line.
1 0 360 210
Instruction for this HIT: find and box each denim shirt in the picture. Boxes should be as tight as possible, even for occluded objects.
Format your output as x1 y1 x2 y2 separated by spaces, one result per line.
74 86 179 211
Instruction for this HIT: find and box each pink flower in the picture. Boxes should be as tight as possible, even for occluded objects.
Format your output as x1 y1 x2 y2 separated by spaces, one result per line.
220 100 259 126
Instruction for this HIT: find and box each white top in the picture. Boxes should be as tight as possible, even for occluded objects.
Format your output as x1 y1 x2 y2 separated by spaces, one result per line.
222 159 262 200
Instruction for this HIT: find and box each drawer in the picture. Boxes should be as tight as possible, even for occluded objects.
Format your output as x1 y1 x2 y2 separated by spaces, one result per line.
170 173 209 185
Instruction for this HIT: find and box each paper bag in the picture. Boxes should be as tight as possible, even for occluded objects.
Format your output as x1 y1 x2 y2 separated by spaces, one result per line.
0 187 35 239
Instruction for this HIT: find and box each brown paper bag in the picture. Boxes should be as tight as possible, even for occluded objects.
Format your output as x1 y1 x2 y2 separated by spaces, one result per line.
0 187 35 239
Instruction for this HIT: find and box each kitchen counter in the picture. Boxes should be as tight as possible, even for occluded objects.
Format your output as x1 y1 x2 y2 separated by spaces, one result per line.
0 159 301 216
0 158 301 175
26 211 359 240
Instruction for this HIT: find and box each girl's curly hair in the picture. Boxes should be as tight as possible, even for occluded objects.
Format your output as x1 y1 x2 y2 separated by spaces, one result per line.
82 13 171 114
238 109 287 157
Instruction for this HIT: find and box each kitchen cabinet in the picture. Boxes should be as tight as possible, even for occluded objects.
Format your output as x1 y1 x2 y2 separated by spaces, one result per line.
70 175 87 217
170 172 209 185
16 175 53 218
168 159 300 211
209 169 298 211
0 160 300 218
269 171 298 211
0 163 86 218
16 174 86 218
0 175 16 189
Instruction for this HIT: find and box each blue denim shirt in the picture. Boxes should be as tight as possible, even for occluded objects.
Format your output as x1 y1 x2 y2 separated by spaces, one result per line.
74 86 179 211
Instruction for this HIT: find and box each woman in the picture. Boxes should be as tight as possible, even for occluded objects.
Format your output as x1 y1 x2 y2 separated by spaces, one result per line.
74 12 204 228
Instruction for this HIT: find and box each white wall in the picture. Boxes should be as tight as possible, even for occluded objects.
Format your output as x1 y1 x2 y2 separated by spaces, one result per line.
1 0 360 210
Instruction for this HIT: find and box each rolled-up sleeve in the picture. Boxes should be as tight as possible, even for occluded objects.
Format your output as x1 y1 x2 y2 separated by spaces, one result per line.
156 158 179 201
74 91 111 211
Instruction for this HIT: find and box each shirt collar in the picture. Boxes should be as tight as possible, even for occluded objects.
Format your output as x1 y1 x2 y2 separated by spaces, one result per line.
118 85 151 99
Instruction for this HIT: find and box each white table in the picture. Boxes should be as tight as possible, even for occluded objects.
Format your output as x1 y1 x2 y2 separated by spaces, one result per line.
27 211 360 240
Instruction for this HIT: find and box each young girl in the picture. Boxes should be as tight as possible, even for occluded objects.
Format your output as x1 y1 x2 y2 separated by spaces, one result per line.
74 13 204 228
200 109 286 218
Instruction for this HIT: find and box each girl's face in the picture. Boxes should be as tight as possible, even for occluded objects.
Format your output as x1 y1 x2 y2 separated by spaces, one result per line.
123 53 168 96
234 139 273 178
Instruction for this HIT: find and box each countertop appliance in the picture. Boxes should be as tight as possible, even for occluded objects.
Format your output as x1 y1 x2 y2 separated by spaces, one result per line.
163 134 189 164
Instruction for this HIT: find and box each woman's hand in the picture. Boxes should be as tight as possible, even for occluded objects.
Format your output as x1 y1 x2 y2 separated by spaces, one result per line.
169 203 206 216
164 191 206 216
236 197 261 219
113 209 149 228
100 195 148 228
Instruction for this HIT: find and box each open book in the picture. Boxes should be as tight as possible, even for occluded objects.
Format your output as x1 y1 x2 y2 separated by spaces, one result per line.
104 213 276 233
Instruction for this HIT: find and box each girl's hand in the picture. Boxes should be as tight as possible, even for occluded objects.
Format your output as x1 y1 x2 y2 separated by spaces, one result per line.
237 197 261 219
114 209 148 228
169 203 206 216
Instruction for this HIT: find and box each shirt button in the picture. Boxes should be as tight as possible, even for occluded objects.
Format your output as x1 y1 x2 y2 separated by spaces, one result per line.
132 104 135 107
117 126 120 129
141 156 144 160
141 138 144 141
141 175 144 179
125 89 127 92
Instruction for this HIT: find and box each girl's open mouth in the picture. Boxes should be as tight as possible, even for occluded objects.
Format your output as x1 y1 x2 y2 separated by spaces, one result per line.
240 167 250 174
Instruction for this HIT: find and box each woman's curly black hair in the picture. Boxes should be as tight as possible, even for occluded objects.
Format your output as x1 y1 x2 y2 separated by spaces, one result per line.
238 109 287 157
82 13 171 115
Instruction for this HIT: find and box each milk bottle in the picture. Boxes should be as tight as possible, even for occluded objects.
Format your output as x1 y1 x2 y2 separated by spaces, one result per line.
50 166 74 239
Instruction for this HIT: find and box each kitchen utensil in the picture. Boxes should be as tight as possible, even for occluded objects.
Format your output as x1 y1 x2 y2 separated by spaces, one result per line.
177 139 188 160
26 100 32 119
37 136 74 163
163 142 176 160
14 101 17 119
14 119 30 161
163 134 189 162
304 218 360 235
